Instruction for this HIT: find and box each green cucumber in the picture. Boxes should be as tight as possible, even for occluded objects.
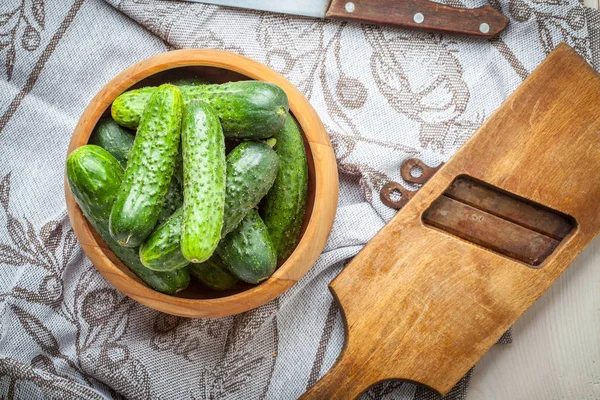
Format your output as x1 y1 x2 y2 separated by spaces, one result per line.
139 141 279 271
189 256 238 291
89 119 135 168
139 209 188 271
111 86 156 130
111 81 289 139
109 84 183 248
260 114 308 264
66 145 189 294
157 177 183 225
221 141 279 236
180 101 226 263
217 210 277 284
89 117 182 226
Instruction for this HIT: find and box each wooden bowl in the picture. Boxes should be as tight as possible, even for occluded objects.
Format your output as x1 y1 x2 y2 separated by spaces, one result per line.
65 50 338 318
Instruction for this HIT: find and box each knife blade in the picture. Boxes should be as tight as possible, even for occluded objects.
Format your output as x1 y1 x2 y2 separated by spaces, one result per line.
182 0 508 37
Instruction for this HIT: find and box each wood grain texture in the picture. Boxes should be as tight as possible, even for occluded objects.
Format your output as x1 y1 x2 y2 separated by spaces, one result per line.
302 43 600 398
65 49 338 318
326 0 508 37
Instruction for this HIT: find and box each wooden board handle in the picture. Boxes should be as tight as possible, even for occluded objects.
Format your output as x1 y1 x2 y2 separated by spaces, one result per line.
326 0 509 37
301 351 374 400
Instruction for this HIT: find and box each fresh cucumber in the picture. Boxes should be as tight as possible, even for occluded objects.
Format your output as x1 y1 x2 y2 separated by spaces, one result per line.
139 141 279 271
139 209 188 271
111 81 289 139
109 84 183 248
221 141 279 236
260 114 308 264
189 256 238 291
217 210 277 284
157 177 183 225
66 145 189 294
89 119 135 169
89 117 182 226
180 101 226 263
111 86 156 130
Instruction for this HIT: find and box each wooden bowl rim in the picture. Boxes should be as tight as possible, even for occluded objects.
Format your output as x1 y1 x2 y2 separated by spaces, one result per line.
65 49 338 318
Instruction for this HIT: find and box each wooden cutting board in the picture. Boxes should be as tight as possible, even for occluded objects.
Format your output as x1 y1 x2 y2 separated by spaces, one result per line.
301 43 600 398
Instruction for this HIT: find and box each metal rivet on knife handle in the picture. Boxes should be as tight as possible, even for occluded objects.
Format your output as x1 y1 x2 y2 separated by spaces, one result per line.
479 23 490 34
345 2 355 13
413 13 425 24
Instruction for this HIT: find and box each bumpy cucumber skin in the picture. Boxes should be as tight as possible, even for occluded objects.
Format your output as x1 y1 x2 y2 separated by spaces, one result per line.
90 117 182 226
111 81 289 139
260 114 308 264
139 141 278 271
181 101 226 263
217 210 277 284
189 256 238 291
139 209 189 271
157 177 183 225
180 82 288 139
109 84 183 248
111 87 155 129
89 119 135 169
221 141 279 237
66 145 189 294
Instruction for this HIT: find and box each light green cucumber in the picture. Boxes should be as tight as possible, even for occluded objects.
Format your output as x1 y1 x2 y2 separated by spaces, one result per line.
66 145 189 294
109 84 183 248
180 100 226 263
111 87 156 129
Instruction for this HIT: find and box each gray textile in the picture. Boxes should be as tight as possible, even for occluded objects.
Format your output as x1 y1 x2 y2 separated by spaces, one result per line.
0 0 595 398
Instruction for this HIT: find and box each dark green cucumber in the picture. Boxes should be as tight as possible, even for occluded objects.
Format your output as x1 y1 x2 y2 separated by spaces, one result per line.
66 145 189 294
139 209 188 271
260 114 308 264
139 141 279 271
189 256 238 291
89 117 182 226
111 86 156 129
217 210 276 284
109 84 183 248
89 119 135 168
180 101 226 263
157 177 183 225
111 81 289 139
221 141 279 236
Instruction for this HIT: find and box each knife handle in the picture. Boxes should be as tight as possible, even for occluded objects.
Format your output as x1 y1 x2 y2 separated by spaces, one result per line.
326 0 508 38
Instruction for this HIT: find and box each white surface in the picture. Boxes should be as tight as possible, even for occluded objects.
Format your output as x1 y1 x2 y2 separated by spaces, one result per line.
467 235 600 400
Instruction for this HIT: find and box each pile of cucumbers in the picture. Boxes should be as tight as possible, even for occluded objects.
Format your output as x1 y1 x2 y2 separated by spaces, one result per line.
67 79 308 295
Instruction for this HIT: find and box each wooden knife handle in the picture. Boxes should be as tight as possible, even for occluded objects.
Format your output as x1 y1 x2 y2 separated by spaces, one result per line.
326 0 508 37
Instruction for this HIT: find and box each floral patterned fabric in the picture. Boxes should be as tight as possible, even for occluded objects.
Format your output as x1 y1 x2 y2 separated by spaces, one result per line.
0 0 598 398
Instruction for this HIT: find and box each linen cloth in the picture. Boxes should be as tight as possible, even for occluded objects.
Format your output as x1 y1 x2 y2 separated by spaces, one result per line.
0 0 598 398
